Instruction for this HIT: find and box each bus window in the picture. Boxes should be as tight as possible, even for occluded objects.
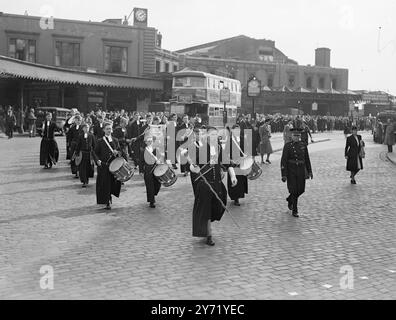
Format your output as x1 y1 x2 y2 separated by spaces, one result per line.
174 76 206 88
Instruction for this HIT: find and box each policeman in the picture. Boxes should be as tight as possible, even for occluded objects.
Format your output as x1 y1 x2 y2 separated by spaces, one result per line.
281 128 313 217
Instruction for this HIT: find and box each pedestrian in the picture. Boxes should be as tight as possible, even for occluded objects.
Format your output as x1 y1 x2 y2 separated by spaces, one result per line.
39 112 59 169
345 126 364 184
383 119 395 153
281 128 313 218
283 121 293 145
27 108 37 137
69 115 83 178
75 123 96 188
259 118 273 164
5 107 16 139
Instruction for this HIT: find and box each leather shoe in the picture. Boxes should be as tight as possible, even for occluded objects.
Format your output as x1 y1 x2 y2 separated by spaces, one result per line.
234 200 240 206
206 236 215 246
149 202 156 208
292 212 299 218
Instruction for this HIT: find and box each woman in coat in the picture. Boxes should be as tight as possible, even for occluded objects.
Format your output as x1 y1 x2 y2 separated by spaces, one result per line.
345 126 363 184
259 119 273 164
383 119 395 153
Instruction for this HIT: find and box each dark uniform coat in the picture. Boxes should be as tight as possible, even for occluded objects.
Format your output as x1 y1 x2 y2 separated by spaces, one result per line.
68 125 83 174
192 142 228 237
93 123 105 141
95 136 122 205
113 126 129 160
127 121 141 166
226 134 248 201
281 141 312 197
143 147 161 204
345 135 363 172
177 122 191 173
40 121 59 166
75 133 96 184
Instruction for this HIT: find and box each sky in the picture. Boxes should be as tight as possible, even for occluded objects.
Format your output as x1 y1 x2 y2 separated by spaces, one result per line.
1 0 396 95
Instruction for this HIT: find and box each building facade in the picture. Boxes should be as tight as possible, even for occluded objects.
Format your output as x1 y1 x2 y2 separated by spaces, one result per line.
0 10 163 112
176 36 357 115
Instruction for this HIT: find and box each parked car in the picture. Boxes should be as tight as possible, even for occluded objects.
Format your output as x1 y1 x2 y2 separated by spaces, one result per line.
36 107 71 136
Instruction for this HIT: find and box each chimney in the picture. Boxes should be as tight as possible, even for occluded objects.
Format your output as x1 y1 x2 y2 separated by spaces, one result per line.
315 48 331 67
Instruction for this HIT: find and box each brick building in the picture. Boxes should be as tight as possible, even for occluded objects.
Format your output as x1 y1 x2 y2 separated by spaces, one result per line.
0 10 163 112
176 35 359 115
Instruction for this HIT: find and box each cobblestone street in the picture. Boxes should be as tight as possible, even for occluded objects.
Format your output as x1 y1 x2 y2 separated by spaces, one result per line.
0 131 395 300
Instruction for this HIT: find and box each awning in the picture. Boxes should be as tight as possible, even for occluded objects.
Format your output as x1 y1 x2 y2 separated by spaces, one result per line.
0 55 163 90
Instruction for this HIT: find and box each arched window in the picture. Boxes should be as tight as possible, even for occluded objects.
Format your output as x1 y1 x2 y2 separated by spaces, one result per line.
267 75 274 88
319 77 325 89
331 79 337 90
306 77 312 89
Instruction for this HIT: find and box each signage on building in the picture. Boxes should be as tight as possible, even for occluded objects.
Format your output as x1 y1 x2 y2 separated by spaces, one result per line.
247 77 261 97
177 95 193 104
362 92 390 104
312 102 318 111
220 88 230 103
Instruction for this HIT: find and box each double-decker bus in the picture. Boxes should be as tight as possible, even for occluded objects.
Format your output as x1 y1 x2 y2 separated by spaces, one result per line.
171 70 241 127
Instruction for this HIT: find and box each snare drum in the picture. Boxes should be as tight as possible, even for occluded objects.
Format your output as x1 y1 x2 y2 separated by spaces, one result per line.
154 164 177 187
109 157 135 182
238 156 262 180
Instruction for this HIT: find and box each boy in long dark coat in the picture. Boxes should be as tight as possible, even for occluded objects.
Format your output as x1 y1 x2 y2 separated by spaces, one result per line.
142 135 162 208
69 116 83 178
226 125 248 206
75 124 96 188
40 112 59 169
95 123 122 210
189 127 238 246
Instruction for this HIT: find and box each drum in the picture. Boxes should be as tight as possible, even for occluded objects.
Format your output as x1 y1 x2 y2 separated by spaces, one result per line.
109 157 135 182
238 156 262 180
154 164 177 187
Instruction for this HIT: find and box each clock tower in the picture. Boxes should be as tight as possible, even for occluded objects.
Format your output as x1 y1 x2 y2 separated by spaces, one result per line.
133 8 148 27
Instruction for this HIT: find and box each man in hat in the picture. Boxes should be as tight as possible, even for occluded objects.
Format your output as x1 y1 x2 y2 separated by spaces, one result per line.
281 128 313 217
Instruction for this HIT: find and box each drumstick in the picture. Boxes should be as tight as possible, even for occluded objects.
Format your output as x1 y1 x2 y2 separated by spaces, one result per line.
194 170 240 229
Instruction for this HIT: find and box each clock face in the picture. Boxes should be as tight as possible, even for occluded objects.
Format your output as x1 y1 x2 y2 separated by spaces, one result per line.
135 9 147 22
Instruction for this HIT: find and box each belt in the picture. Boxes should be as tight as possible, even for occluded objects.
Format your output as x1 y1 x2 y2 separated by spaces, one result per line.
288 160 305 165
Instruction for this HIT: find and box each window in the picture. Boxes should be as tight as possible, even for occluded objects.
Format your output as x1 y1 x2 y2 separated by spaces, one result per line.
288 75 295 87
258 49 274 62
155 60 161 73
165 62 170 73
267 76 273 88
173 65 178 72
306 77 312 89
55 41 80 67
174 76 206 88
319 77 325 89
104 46 127 73
9 38 36 62
331 79 337 90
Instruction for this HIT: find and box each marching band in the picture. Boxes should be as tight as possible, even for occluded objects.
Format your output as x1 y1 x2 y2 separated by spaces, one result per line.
43 111 293 247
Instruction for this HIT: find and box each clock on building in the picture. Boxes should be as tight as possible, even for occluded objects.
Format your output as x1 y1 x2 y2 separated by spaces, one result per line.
134 8 147 23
